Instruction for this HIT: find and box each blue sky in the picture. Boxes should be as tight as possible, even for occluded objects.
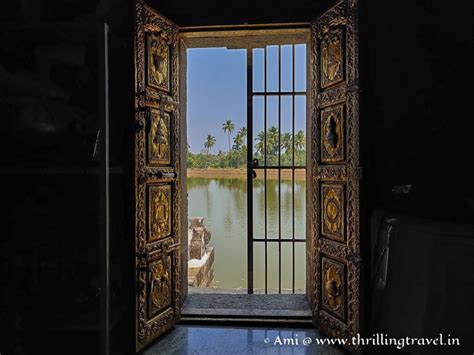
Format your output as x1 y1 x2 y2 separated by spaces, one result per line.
187 45 307 154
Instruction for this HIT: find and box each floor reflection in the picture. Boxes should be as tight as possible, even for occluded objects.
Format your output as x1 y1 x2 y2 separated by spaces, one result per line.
143 325 345 355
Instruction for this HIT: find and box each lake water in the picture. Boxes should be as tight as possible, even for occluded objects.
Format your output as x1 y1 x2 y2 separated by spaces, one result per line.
187 176 306 292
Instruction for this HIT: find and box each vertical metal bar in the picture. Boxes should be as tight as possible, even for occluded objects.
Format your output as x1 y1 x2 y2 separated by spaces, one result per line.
99 22 110 355
247 48 254 294
278 45 282 294
264 46 268 294
291 45 296 294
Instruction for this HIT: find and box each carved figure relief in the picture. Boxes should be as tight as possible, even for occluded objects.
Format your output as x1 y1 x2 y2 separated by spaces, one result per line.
148 109 170 165
148 185 171 242
148 257 171 317
322 257 345 320
321 29 344 88
147 33 170 92
322 183 345 242
321 105 344 162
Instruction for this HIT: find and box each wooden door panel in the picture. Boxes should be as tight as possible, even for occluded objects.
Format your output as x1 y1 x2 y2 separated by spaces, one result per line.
147 109 172 166
135 0 181 351
320 27 345 89
309 0 361 351
321 256 346 321
321 104 345 163
146 33 171 93
321 183 345 242
147 183 172 243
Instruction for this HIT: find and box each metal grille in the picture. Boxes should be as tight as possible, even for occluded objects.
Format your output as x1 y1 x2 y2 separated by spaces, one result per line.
247 44 307 294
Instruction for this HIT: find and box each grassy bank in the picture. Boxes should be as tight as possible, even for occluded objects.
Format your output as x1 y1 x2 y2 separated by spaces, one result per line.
187 168 306 181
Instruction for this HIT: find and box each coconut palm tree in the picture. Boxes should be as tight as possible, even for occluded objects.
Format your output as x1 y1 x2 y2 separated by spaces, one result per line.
294 130 305 153
237 127 247 142
293 130 306 165
255 130 266 156
232 133 244 167
267 126 279 157
281 133 292 153
203 134 216 155
222 119 235 165
233 133 244 150
281 132 293 164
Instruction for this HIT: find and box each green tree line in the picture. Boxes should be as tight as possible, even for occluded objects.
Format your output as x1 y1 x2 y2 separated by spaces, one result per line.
187 119 306 169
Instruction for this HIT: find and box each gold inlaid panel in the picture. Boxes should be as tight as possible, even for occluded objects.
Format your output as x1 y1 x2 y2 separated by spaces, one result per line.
321 28 344 88
147 33 170 92
148 109 171 165
148 184 172 242
321 105 344 163
321 183 345 242
148 255 172 318
321 257 345 321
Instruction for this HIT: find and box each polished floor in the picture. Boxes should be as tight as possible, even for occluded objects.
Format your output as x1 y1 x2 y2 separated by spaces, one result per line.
143 325 345 355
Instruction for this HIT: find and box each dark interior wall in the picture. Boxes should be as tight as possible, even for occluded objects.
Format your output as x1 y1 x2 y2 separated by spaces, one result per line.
148 0 334 25
363 0 474 223
0 2 135 355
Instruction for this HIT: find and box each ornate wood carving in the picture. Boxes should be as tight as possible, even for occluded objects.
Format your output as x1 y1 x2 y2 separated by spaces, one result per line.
309 0 360 351
147 33 170 92
148 184 171 242
321 183 345 242
321 257 346 321
148 255 172 318
148 109 171 165
321 105 345 163
135 0 181 351
316 165 347 181
318 85 347 108
321 28 344 88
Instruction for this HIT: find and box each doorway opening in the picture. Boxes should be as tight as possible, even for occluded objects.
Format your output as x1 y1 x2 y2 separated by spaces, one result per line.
134 1 362 350
183 29 309 300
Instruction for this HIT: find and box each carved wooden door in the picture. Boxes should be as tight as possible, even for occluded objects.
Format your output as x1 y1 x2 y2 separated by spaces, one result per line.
308 0 361 351
134 0 182 351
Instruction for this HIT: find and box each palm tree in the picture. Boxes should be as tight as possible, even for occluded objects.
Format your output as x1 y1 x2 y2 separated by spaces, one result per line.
203 134 216 155
294 131 305 153
267 126 279 157
255 131 266 156
281 133 292 152
281 133 293 163
237 127 247 142
222 119 235 153
294 131 306 165
222 119 235 166
233 133 244 150
233 133 244 167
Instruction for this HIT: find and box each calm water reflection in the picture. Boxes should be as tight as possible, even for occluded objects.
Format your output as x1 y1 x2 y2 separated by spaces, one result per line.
187 177 306 292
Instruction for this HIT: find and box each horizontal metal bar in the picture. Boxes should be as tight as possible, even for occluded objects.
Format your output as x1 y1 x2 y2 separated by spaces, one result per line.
252 238 306 242
252 166 306 169
252 92 306 96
